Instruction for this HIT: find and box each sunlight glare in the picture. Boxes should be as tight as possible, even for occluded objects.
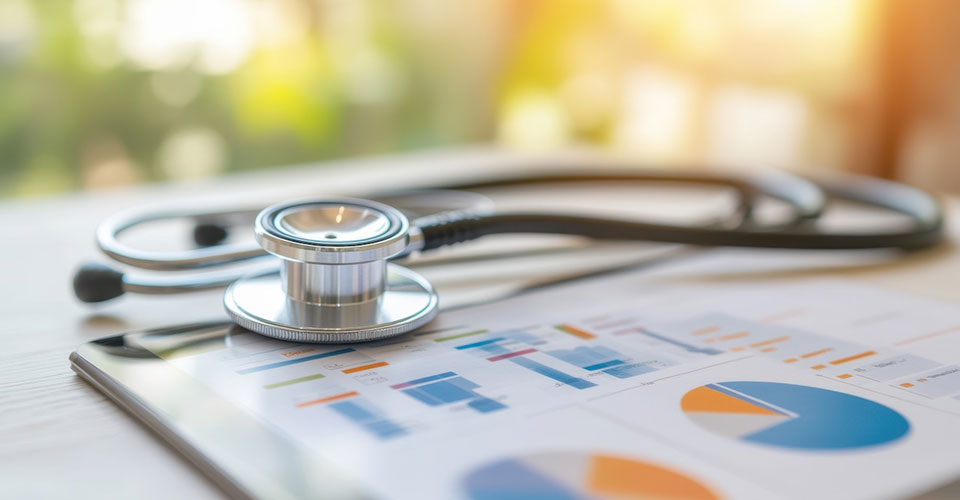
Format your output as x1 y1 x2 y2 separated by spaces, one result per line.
120 0 254 73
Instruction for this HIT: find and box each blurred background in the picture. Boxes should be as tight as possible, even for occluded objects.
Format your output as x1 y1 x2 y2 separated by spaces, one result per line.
0 0 956 198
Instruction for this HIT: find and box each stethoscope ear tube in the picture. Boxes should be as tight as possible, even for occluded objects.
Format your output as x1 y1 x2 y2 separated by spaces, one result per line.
813 173 944 231
96 206 267 271
810 173 943 249
417 174 942 251
434 169 828 224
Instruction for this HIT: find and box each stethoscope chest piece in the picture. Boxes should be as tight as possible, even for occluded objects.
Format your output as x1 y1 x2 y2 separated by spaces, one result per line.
224 198 438 343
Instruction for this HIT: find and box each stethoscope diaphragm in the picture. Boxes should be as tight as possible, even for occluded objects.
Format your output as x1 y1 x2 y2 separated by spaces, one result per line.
224 198 439 343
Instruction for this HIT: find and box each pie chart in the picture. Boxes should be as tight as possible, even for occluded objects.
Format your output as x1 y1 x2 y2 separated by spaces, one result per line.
462 452 719 500
681 381 909 450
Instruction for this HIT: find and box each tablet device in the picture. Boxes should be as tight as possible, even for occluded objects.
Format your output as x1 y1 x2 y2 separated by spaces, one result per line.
72 270 960 499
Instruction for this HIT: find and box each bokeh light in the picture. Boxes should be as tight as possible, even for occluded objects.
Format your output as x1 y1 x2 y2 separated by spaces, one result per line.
0 0 956 197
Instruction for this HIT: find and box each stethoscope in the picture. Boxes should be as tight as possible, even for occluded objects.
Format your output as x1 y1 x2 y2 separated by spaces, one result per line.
73 170 945 344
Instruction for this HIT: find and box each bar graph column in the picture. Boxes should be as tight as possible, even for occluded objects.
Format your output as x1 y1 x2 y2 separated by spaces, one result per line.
390 372 507 414
296 391 407 440
451 333 596 389
545 345 676 379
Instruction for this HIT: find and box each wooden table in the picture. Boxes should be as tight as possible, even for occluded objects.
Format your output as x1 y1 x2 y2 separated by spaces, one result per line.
2 148 958 498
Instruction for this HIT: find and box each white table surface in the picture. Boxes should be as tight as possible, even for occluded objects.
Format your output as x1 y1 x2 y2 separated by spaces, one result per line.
2 148 958 499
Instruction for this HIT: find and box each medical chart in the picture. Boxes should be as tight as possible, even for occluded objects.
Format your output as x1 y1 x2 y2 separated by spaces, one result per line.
158 259 960 500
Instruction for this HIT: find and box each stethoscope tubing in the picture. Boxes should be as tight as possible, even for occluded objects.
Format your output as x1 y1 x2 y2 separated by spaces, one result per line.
94 170 828 272
76 169 944 303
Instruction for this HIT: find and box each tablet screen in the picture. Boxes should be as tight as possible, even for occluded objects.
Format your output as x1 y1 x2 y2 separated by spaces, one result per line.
74 269 960 500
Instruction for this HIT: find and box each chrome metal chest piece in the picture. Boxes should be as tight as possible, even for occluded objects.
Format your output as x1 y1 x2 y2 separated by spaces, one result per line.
224 198 439 343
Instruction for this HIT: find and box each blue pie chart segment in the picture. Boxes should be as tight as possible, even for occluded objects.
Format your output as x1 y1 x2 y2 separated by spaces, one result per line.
682 381 910 450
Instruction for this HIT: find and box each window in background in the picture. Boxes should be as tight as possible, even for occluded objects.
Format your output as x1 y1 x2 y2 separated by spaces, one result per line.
0 0 955 197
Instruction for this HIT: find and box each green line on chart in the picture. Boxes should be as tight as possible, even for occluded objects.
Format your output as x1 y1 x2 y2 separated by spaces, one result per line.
434 329 489 342
263 373 326 390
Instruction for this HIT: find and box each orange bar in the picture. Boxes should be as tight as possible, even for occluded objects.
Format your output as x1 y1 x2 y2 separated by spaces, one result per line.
343 361 389 374
692 326 719 335
555 324 597 340
837 373 853 379
784 358 798 363
829 351 877 366
895 326 960 346
296 391 358 408
811 364 827 370
918 378 928 382
718 331 750 341
800 347 833 359
750 336 789 348
731 347 746 352
901 382 914 388
760 347 777 353
762 309 804 323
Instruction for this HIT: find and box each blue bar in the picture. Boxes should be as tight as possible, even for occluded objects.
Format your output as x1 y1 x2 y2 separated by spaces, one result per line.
603 362 658 379
479 343 510 355
503 330 547 346
637 329 723 355
398 371 458 387
510 357 597 389
236 348 356 374
365 420 407 439
546 346 623 369
456 338 504 350
328 400 374 420
402 379 508 414
417 380 476 403
468 397 508 413
448 377 481 391
583 359 625 371
329 401 407 439
403 387 445 406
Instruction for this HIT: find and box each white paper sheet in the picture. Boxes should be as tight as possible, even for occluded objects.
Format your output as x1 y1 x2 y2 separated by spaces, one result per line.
159 259 960 500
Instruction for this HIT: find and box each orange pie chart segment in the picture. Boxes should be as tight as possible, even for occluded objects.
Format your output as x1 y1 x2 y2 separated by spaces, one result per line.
463 452 720 500
588 455 720 500
681 385 782 416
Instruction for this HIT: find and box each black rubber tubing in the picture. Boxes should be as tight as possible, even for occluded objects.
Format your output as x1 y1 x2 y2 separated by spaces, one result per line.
420 173 943 251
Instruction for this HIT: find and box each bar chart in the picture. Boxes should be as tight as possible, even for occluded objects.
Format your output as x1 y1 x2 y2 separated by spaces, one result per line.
391 372 507 414
545 345 676 379
675 314 884 375
446 330 597 389
296 390 407 440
